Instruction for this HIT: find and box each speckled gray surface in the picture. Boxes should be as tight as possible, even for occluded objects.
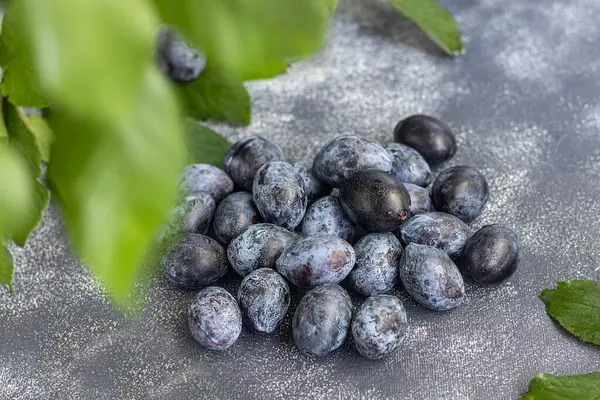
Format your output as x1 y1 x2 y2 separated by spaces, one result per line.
2 0 600 398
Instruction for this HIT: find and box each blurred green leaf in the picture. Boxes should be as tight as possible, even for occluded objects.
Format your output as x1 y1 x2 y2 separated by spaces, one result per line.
185 119 231 166
521 372 600 400
2 101 48 246
177 63 251 126
387 0 464 56
0 142 37 247
0 244 14 294
21 0 158 122
0 98 6 139
47 68 186 306
0 3 49 107
18 111 53 162
153 0 334 81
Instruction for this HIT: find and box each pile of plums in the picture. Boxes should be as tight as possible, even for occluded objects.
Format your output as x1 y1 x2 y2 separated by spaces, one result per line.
162 115 522 359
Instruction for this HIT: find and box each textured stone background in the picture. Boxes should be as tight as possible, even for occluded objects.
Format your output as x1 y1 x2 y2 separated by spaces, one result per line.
2 0 600 398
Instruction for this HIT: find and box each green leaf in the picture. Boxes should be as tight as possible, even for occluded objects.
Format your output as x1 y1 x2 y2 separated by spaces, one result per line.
521 372 600 400
47 67 186 306
0 142 37 245
386 0 464 56
18 111 54 163
21 0 158 122
153 0 334 80
176 63 251 126
0 244 14 295
540 280 600 345
3 100 49 246
185 119 231 166
0 3 49 107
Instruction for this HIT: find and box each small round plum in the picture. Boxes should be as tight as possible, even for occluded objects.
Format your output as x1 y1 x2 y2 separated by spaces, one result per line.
188 287 242 351
352 295 408 359
292 284 352 357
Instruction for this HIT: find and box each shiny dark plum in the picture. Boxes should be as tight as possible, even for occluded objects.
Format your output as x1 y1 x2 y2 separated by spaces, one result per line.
339 170 410 232
292 284 352 357
460 224 522 284
403 182 433 216
157 28 206 83
223 137 286 191
180 164 233 202
162 233 228 288
393 115 456 165
276 235 355 288
399 243 465 311
399 212 472 260
294 160 330 204
227 223 297 277
253 161 307 230
301 196 355 242
312 135 393 186
348 233 402 296
212 192 262 245
431 166 489 223
352 295 407 359
386 143 432 187
237 268 291 333
188 287 242 350
172 193 215 235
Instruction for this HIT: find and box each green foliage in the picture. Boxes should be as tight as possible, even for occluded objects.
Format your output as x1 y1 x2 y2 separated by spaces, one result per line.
2 101 48 246
47 68 186 306
0 3 48 107
177 63 251 126
387 0 464 55
152 0 335 80
21 0 158 123
0 245 14 294
540 280 600 345
521 372 600 400
0 142 37 242
19 112 53 162
185 119 232 165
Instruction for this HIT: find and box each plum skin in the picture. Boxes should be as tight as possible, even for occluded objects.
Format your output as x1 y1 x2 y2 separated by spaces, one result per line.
460 224 522 284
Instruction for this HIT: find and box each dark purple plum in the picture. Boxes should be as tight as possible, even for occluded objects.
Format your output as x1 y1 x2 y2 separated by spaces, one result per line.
292 284 352 357
352 295 407 359
403 182 433 216
399 243 465 311
172 193 216 235
276 235 355 288
393 115 456 165
157 28 206 83
301 196 355 242
180 164 233 203
460 224 522 284
227 223 297 277
188 287 242 350
312 135 393 186
253 161 307 230
348 233 402 296
431 166 489 223
212 192 262 245
399 212 472 260
162 233 228 288
386 143 432 187
294 160 330 204
223 137 286 191
339 169 410 232
237 268 291 334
